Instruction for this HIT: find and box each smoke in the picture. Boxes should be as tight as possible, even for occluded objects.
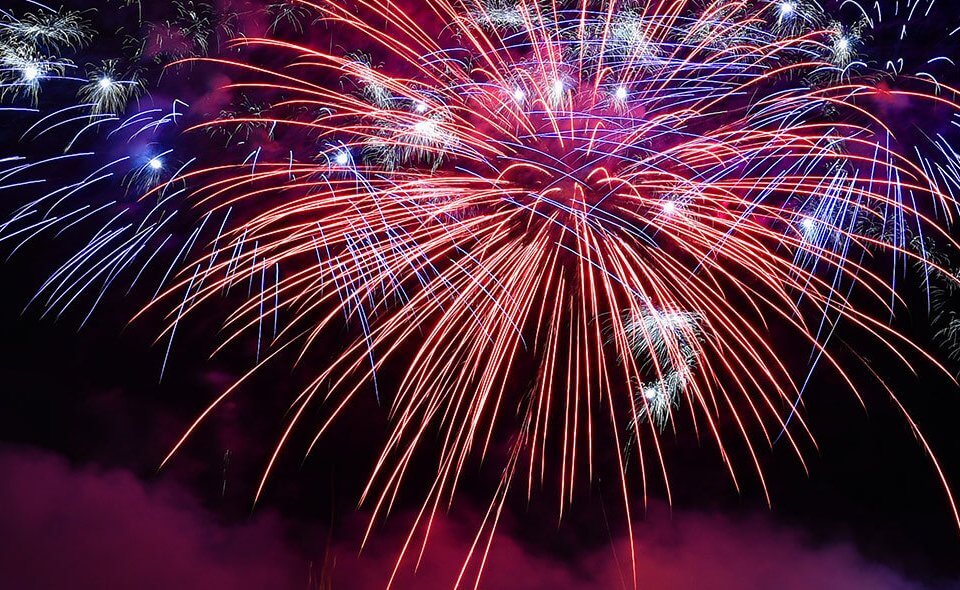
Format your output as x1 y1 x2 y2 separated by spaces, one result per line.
0 445 939 589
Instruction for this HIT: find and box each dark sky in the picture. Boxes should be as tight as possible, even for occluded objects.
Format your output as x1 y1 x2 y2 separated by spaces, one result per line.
1 1 959 589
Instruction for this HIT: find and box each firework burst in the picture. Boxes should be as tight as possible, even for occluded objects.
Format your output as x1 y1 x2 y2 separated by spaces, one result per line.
3 0 960 587
114 0 960 583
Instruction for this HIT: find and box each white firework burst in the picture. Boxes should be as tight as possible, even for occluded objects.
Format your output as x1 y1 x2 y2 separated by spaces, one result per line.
77 61 143 115
624 307 704 430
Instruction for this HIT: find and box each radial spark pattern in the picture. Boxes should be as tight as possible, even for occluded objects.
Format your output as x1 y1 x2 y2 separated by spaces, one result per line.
3 0 960 586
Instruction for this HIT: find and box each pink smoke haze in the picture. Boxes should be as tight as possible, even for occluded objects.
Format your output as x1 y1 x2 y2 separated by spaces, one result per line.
0 446 931 589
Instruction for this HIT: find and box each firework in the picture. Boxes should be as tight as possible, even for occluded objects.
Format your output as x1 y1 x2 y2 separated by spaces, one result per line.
147 1 239 60
2 0 960 587
268 1 313 34
123 0 960 582
77 60 144 115
624 307 703 430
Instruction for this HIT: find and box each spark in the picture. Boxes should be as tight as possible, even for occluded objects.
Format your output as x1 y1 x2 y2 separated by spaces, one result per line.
2 1 959 587
413 119 438 136
550 78 565 99
131 5 960 576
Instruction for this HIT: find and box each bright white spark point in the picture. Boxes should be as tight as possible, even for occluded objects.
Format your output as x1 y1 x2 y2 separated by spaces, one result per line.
415 101 428 113
148 157 163 170
801 217 815 231
779 2 795 16
512 88 525 102
551 79 565 97
335 151 350 165
837 37 850 51
663 201 677 214
644 388 658 401
614 86 628 101
414 120 438 136
98 77 113 89
22 66 40 81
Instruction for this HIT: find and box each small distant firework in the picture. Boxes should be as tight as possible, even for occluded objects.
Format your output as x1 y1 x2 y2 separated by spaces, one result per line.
828 19 867 70
624 307 704 430
0 50 67 104
152 1 238 59
267 1 312 34
901 236 960 363
208 96 274 146
771 1 822 37
78 60 144 115
1 7 93 51
472 0 531 30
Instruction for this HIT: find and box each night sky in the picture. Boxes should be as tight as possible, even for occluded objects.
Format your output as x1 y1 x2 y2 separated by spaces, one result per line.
1 1 960 589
